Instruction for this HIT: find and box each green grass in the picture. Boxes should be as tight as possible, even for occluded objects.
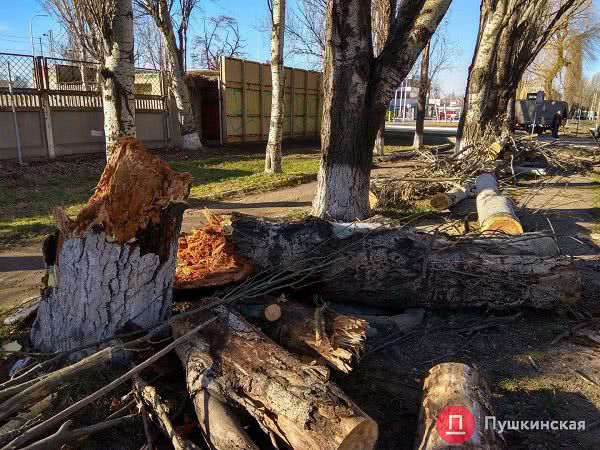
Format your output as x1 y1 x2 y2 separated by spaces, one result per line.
171 156 320 201
0 154 320 248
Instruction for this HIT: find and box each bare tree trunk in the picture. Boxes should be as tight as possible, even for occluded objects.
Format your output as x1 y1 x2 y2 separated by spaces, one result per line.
148 0 202 150
100 0 136 159
265 0 286 173
371 0 395 157
312 0 451 220
455 0 583 151
413 41 430 149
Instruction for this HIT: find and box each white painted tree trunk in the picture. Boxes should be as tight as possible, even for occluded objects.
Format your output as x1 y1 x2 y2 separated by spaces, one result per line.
313 0 451 220
100 0 136 159
265 0 286 173
152 0 202 151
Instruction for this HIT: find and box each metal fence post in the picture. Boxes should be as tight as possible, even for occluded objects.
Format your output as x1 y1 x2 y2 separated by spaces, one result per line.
6 62 23 164
38 57 56 158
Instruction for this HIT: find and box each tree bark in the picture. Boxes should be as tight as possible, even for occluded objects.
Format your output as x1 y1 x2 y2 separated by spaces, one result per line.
312 0 451 221
229 213 580 310
143 0 202 150
413 363 503 449
173 306 379 450
455 0 581 151
371 0 396 157
31 139 192 353
265 0 286 173
100 0 136 159
191 390 259 450
414 41 430 150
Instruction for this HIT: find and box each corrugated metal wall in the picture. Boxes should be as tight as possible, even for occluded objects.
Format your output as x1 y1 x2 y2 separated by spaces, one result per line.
220 56 323 143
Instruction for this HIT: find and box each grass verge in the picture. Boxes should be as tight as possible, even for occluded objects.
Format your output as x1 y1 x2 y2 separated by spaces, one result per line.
0 154 320 249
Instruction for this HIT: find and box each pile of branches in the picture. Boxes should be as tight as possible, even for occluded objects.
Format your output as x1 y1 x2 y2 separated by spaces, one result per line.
371 135 597 209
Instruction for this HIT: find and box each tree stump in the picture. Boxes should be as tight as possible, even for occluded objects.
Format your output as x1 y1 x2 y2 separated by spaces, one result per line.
31 138 192 353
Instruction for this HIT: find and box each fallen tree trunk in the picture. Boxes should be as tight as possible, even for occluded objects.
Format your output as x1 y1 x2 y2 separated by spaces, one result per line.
229 214 580 310
236 298 367 373
429 184 472 210
174 306 379 450
475 173 523 235
413 363 503 449
31 138 192 353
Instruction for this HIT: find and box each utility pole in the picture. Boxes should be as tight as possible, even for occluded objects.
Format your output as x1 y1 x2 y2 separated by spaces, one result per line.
48 30 55 57
38 37 45 57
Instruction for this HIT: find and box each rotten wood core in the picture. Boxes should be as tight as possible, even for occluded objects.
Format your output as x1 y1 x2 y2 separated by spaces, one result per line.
31 138 192 353
174 306 379 450
229 213 580 310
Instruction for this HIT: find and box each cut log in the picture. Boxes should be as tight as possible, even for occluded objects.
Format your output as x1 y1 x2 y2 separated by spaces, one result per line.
414 363 503 449
475 173 523 235
173 306 379 450
237 298 367 373
429 184 472 210
229 214 580 310
31 138 192 353
237 302 282 322
192 389 259 450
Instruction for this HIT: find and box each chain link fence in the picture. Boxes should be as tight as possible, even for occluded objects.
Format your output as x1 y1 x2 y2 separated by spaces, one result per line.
0 53 164 97
0 53 37 91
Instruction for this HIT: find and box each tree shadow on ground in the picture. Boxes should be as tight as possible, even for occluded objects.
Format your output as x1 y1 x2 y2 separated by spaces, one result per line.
333 311 600 449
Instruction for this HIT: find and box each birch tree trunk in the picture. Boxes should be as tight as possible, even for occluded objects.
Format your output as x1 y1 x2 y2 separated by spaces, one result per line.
413 41 430 149
100 0 136 159
147 0 202 151
312 0 451 221
265 0 286 173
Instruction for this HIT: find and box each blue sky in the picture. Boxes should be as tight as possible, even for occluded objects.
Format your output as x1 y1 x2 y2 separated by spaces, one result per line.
1 0 598 94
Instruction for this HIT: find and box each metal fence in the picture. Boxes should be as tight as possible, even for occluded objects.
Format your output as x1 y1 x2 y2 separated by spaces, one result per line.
0 52 171 160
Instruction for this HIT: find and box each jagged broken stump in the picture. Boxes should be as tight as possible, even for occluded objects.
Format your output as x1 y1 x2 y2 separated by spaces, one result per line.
31 138 192 353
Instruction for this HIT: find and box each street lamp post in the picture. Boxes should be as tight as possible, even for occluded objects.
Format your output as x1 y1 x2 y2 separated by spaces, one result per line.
29 14 49 56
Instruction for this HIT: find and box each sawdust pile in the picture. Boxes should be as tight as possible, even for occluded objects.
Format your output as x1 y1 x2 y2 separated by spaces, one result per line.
56 138 192 243
175 213 254 289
